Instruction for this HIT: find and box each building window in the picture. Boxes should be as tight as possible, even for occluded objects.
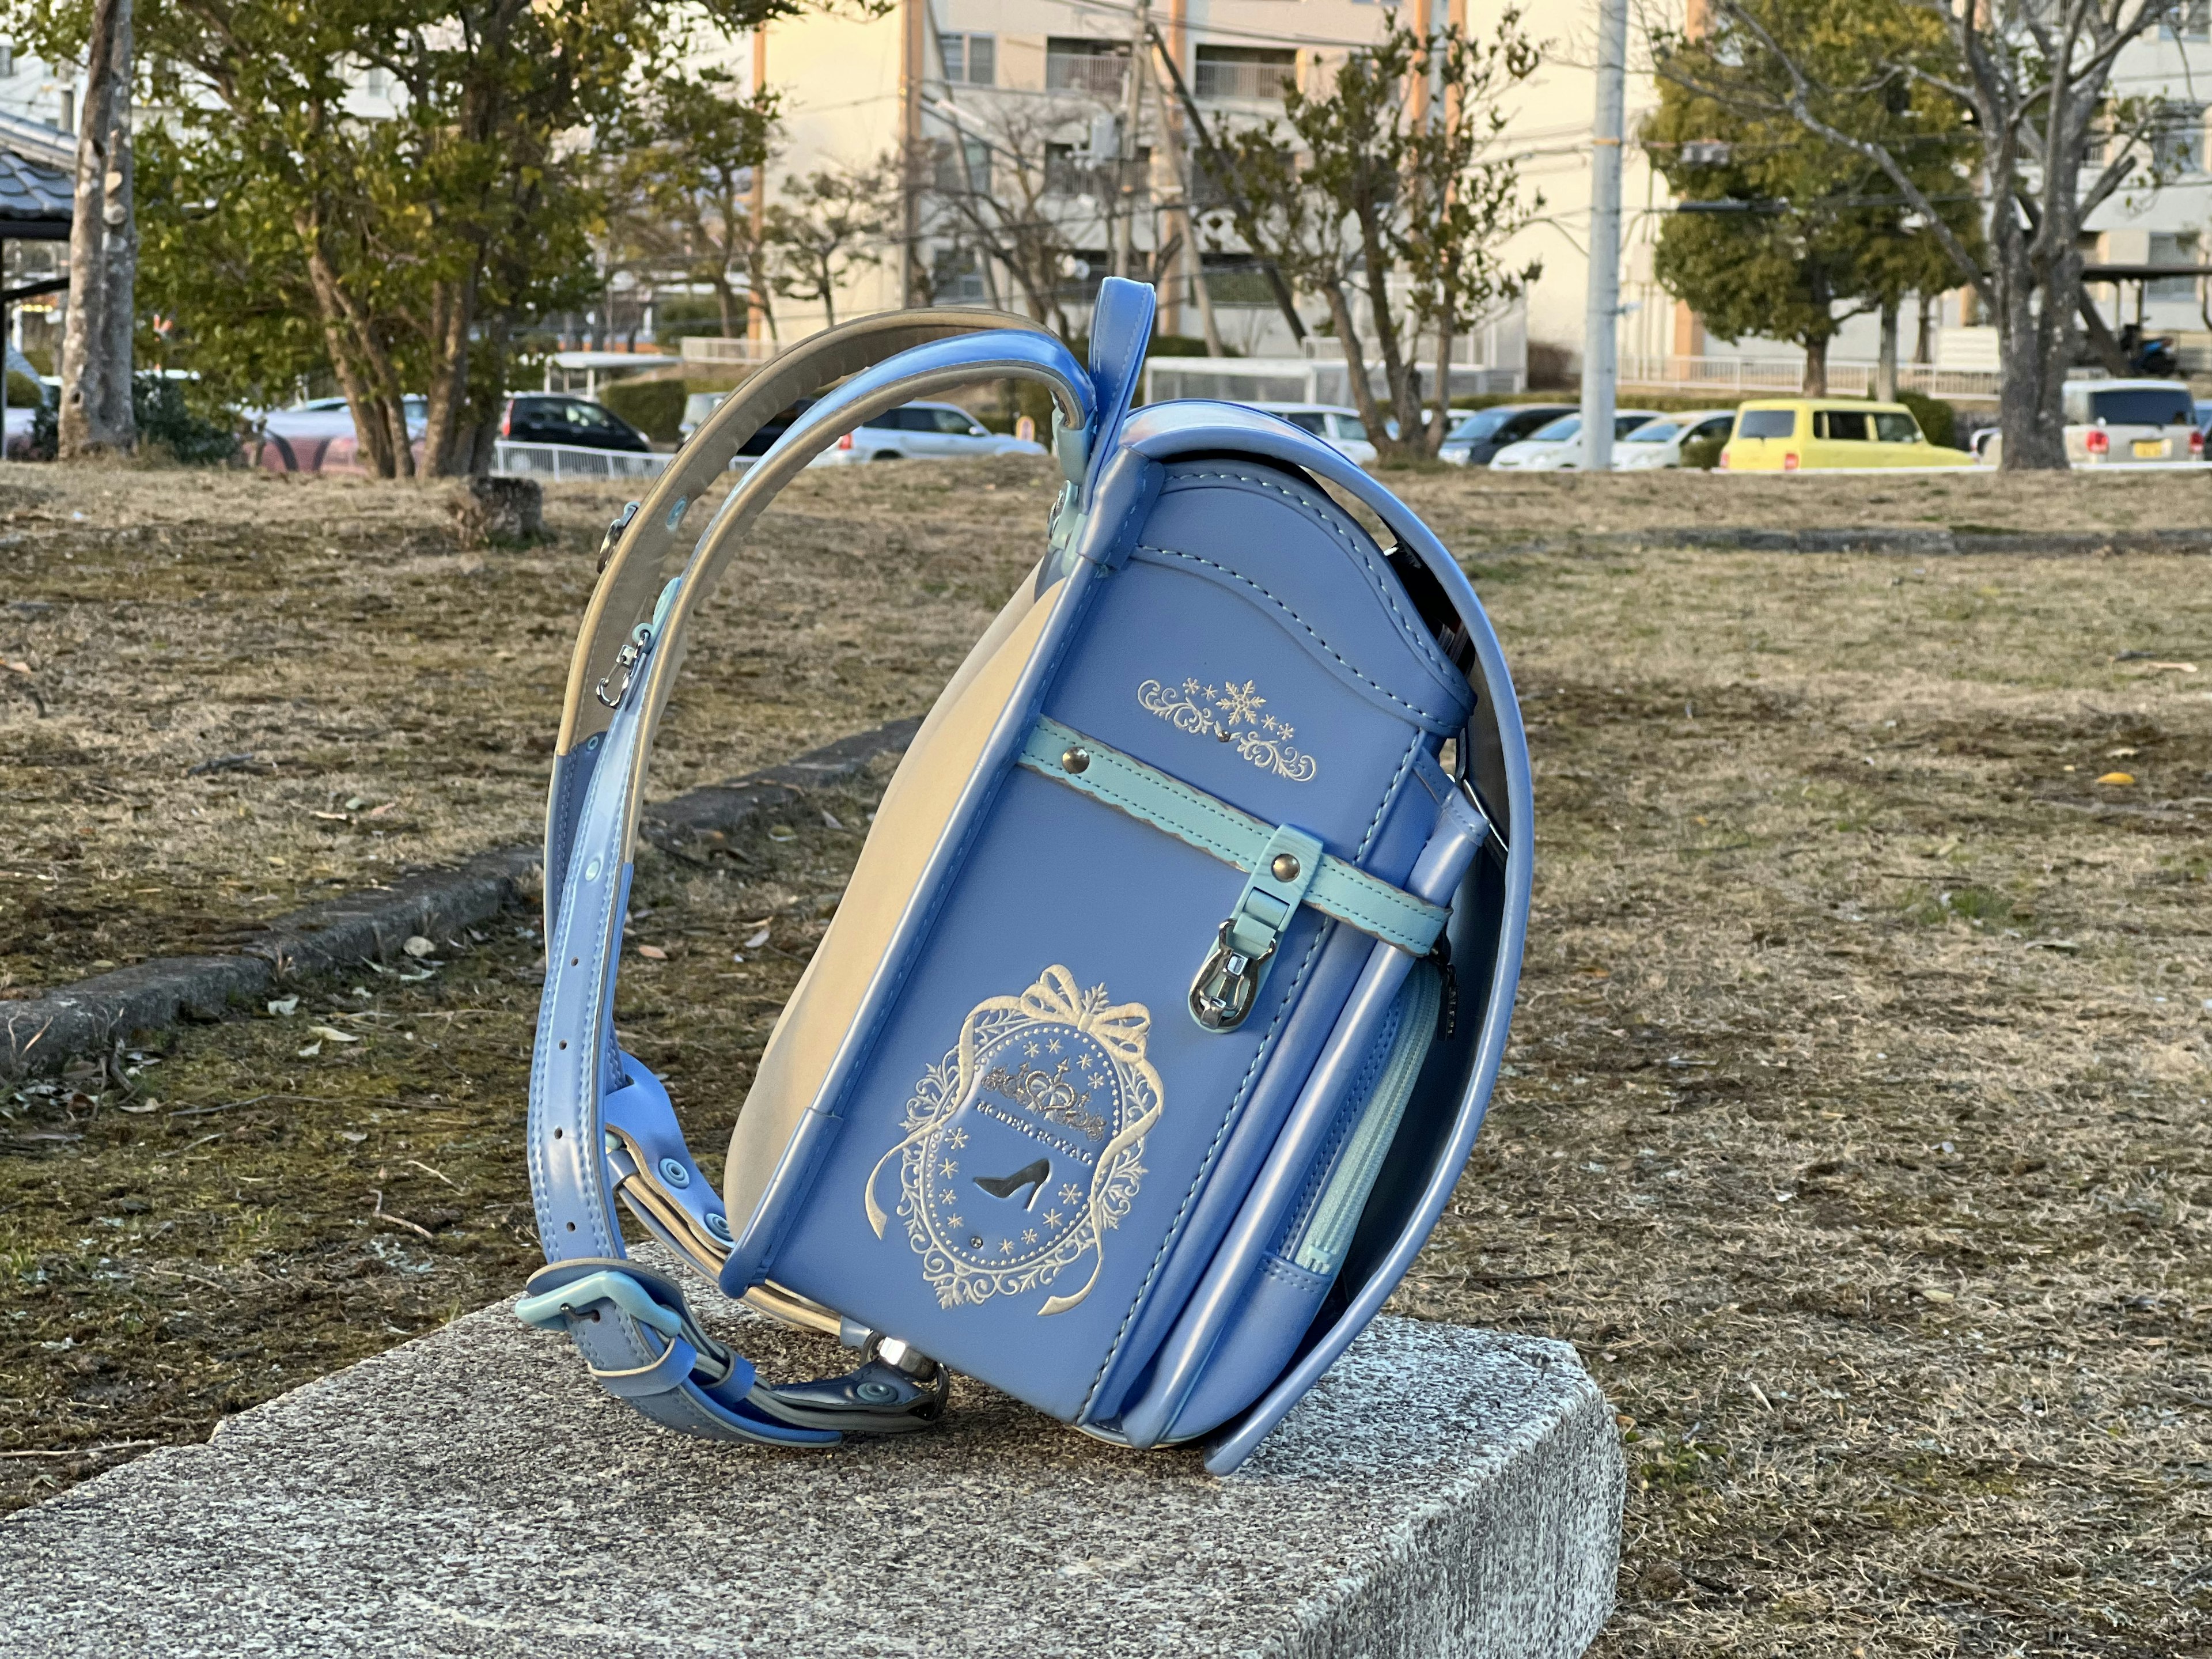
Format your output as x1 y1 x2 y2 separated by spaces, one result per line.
940 33 995 86
2152 102 2205 175
1046 38 1129 99
2164 0 2211 39
0 40 14 81
1194 46 1297 102
2149 231 2201 301
934 137 993 197
934 249 988 304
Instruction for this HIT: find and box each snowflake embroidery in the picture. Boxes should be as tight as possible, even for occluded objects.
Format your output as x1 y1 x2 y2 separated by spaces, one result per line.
1215 679 1266 725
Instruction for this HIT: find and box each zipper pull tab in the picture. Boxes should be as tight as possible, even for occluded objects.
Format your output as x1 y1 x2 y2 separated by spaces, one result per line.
1428 935 1458 1041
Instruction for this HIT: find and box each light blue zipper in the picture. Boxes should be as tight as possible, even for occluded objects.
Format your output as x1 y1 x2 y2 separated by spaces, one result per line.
1290 962 1444 1278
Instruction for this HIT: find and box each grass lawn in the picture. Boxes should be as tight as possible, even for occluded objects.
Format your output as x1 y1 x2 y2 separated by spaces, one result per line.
2 457 2208 1654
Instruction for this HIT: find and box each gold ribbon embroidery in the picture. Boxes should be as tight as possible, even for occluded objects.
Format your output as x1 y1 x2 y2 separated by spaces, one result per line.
863 964 1164 1316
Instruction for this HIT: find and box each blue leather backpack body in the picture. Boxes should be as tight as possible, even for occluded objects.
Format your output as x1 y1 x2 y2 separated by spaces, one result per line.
521 279 1531 1474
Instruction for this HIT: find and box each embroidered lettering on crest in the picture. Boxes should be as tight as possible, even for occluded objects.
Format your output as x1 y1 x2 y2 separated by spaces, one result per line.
863 966 1164 1316
1137 675 1318 781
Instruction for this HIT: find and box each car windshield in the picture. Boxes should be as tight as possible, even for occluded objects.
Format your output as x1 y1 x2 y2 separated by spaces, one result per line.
1334 414 1368 441
1529 414 1581 442
1623 421 1679 443
1613 413 1657 438
1872 411 1922 443
1450 409 1513 441
2088 387 2192 426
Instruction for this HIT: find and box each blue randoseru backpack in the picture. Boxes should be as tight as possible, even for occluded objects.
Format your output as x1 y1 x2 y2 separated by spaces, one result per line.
521 279 1531 1474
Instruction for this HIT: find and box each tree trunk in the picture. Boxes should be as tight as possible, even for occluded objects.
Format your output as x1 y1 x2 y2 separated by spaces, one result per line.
1800 335 1828 396
1322 281 1394 462
1913 293 1934 366
1427 318 1456 459
1988 207 2070 472
1876 302 1898 401
421 266 479 478
58 0 135 459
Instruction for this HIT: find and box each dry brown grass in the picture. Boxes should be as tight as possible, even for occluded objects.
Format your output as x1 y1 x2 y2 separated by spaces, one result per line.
0 459 1060 991
2 459 2208 1654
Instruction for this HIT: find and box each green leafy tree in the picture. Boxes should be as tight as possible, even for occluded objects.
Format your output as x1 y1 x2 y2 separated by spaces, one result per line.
608 69 781 343
1645 0 1978 396
1673 0 2192 469
1207 10 1543 464
9 0 804 476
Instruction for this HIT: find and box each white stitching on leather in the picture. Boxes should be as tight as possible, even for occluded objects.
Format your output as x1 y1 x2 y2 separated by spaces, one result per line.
1159 465 1457 688
1138 544 1439 723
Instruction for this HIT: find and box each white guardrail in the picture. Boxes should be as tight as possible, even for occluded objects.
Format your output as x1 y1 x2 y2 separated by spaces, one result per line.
492 441 674 482
1620 354 2003 400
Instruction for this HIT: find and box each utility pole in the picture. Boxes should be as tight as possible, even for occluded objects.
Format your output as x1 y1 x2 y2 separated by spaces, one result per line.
1143 38 1222 354
1113 0 1150 281
1149 26 1305 343
1580 0 1626 474
900 0 926 305
59 0 135 458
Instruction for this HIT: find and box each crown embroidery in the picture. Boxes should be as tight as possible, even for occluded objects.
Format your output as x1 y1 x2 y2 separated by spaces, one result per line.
1137 675 1318 782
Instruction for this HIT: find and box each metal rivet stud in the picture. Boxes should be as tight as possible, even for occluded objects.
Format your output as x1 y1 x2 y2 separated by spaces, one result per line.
705 1212 733 1243
1061 746 1090 774
1271 853 1302 882
657 1157 692 1188
856 1380 900 1404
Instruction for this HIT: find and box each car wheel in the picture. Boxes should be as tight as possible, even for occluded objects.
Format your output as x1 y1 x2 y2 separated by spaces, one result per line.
871 450 902 462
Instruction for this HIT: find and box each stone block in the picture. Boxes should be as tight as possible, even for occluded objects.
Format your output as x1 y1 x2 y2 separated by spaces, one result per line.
0 1291 1621 1657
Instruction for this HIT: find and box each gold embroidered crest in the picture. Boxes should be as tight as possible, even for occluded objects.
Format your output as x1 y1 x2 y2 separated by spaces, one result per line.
865 966 1163 1316
1137 675 1318 781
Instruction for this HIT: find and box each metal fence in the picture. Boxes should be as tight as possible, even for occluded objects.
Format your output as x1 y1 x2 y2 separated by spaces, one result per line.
1619 354 2003 402
679 337 782 367
1046 51 1128 97
1193 54 1296 101
493 441 673 482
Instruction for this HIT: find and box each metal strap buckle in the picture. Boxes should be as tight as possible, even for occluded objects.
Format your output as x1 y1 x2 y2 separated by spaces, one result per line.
1189 918 1276 1032
594 622 654 709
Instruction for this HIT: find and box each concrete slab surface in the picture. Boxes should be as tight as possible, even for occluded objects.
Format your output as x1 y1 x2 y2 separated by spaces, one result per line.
1 1285 1622 1658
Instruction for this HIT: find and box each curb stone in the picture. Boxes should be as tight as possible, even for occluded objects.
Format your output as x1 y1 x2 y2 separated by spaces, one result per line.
0 717 922 1080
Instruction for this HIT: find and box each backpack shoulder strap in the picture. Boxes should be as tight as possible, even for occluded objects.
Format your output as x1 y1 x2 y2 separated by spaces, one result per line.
524 288 1148 1445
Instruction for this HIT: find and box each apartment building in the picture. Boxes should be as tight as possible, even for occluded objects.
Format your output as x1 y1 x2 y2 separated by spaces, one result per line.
704 0 1604 389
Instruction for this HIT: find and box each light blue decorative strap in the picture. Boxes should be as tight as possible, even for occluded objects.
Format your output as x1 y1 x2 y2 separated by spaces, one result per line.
1018 717 1449 959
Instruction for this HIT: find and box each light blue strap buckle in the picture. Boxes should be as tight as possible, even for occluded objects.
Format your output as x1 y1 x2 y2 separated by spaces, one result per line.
1191 824 1322 1032
1018 717 1451 969
515 1267 685 1340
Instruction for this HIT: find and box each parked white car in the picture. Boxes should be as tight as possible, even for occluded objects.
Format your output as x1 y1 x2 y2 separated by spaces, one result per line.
817 401 1047 465
1612 410 1737 471
1488 410 1662 470
261 394 428 444
680 391 728 439
1245 403 1378 467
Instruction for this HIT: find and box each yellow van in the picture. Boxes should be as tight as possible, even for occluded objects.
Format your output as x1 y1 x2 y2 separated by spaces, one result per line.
1718 399 1974 471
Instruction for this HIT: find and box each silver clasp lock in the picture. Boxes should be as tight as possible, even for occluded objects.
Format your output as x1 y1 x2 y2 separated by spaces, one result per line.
1190 918 1275 1032
595 622 654 709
